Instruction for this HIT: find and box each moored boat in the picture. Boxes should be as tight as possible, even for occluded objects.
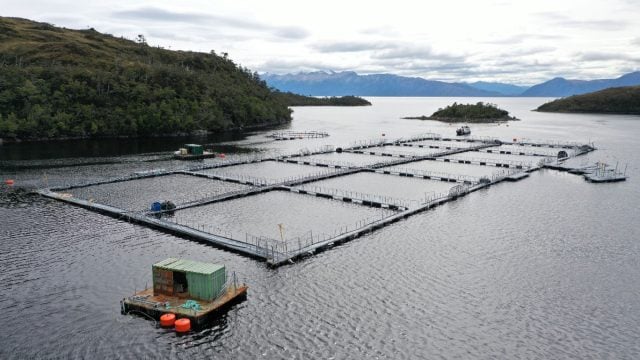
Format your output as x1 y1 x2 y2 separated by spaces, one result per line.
456 126 471 136
174 144 217 160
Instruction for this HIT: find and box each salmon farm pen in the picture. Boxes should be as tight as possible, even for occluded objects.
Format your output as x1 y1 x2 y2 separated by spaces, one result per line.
38 132 600 266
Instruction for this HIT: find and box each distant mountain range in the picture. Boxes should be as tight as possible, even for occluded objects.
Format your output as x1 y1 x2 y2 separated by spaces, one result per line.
262 71 501 97
465 81 529 96
262 71 640 97
521 72 640 97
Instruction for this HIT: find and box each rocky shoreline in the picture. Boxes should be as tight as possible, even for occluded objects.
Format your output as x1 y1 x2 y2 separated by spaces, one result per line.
0 119 288 144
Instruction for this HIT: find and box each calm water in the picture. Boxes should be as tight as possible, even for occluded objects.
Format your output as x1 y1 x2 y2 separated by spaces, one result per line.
1 98 639 359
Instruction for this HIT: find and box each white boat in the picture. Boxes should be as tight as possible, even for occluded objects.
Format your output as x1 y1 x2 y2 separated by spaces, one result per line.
456 126 471 136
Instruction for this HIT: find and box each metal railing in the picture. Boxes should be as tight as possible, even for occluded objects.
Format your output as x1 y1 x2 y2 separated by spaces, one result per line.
435 155 534 169
479 145 576 158
393 132 442 144
278 158 360 169
268 130 330 140
377 166 481 184
292 184 416 209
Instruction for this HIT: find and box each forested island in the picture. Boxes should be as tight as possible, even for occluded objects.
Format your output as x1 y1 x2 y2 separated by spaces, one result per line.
0 17 298 141
536 86 640 115
274 91 371 106
403 102 518 123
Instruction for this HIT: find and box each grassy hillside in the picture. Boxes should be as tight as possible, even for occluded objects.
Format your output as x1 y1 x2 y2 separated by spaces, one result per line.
536 86 640 115
0 17 292 140
273 91 371 106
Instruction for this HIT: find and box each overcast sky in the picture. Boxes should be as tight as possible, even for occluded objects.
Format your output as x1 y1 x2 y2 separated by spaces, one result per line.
4 0 640 85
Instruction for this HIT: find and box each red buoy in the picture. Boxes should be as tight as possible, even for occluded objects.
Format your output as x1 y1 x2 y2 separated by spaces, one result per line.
175 318 191 333
219 153 226 158
160 313 176 327
4 179 14 186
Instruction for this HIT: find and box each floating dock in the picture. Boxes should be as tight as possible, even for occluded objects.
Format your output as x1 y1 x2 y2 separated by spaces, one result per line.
121 258 248 327
122 285 247 327
544 161 627 183
38 132 600 266
268 130 329 140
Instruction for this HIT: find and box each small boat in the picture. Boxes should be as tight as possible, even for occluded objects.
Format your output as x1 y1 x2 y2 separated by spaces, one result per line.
456 126 471 136
174 144 216 160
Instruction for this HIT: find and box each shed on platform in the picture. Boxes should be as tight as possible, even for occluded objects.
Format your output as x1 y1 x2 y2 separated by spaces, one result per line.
152 258 226 301
184 144 204 156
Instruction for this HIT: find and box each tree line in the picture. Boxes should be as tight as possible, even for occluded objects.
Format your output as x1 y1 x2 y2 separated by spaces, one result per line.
0 17 292 140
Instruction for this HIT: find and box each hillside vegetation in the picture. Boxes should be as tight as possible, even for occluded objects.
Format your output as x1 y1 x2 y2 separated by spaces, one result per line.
273 91 371 106
404 102 518 123
0 17 292 140
536 86 640 115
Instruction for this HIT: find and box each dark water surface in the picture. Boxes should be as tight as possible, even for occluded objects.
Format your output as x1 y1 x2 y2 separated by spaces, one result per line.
1 98 639 359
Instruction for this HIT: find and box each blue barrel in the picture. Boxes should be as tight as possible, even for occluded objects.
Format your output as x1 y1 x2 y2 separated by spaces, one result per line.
151 202 162 212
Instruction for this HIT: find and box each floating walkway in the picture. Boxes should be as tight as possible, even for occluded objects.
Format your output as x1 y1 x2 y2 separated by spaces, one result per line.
430 156 535 170
268 130 329 140
37 132 598 266
545 161 628 183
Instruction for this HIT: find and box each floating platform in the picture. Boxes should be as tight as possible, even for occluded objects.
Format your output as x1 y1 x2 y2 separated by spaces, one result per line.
584 173 627 183
505 172 530 181
173 151 217 160
121 284 248 328
37 132 600 267
268 130 329 140
545 161 628 183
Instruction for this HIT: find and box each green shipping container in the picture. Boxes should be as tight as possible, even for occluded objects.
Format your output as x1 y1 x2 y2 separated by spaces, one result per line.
184 144 204 156
152 258 226 301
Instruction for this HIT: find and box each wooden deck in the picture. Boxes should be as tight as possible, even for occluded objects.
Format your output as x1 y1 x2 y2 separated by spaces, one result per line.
122 285 248 326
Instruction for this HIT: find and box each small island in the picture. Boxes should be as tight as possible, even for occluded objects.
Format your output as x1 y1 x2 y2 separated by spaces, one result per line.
274 92 371 106
403 102 518 123
536 86 640 115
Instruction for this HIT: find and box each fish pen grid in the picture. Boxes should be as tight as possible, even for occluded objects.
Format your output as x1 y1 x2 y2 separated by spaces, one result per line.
67 174 253 211
402 140 481 149
193 161 340 185
294 152 396 166
446 151 546 166
168 190 397 243
304 172 457 201
381 160 504 178
37 131 597 265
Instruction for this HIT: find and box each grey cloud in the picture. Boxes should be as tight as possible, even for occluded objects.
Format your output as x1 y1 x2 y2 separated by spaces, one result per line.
313 40 397 53
484 33 565 45
537 12 627 31
577 51 640 62
371 46 465 62
473 46 557 60
274 27 309 40
257 59 353 74
112 7 309 39
114 7 209 23
359 26 399 36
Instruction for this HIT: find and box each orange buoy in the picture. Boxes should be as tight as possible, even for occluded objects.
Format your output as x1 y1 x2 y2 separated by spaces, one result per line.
5 179 14 186
160 313 176 327
174 318 191 333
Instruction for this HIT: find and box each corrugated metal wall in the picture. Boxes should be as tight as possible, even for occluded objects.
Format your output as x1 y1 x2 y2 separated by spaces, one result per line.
186 267 226 301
